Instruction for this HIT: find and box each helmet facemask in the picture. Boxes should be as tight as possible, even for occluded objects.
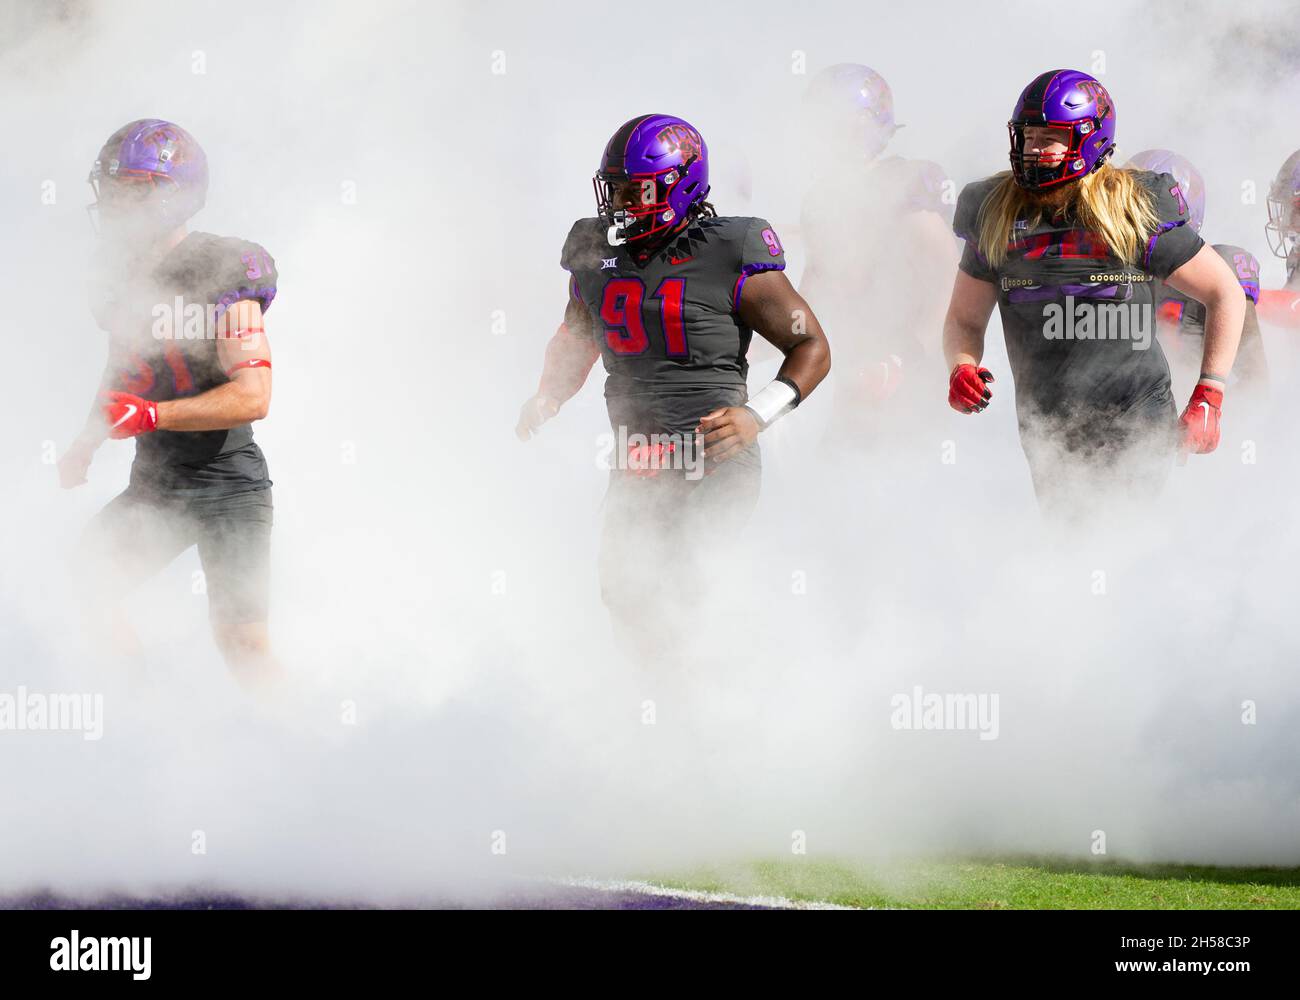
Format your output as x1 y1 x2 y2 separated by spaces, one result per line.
594 161 695 249
1009 119 1110 190
1265 188 1300 260
87 163 191 243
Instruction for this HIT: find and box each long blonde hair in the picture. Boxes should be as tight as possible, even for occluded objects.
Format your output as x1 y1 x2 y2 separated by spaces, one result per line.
977 164 1161 269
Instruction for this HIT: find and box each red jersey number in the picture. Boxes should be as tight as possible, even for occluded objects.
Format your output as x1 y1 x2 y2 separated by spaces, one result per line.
599 277 692 358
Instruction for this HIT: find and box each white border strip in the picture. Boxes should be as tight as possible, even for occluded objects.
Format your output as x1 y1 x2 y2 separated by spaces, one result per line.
554 876 859 910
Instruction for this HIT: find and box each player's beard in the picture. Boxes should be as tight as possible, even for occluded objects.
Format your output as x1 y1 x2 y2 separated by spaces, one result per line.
1022 179 1078 218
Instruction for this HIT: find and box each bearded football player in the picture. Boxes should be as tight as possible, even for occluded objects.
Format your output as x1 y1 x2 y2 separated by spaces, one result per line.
799 64 957 449
1124 149 1268 396
515 114 830 660
59 120 279 687
942 70 1245 517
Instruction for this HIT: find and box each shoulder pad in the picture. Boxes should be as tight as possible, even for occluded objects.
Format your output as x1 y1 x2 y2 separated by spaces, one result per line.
953 174 1004 242
880 158 953 218
160 232 278 315
1212 243 1261 303
912 159 953 219
1132 169 1193 226
560 218 609 272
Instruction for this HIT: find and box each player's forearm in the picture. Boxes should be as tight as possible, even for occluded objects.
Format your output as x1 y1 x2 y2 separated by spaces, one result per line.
156 380 270 431
775 335 831 399
943 315 985 370
73 365 119 448
76 398 110 446
1233 305 1269 389
1198 284 1246 384
537 322 599 404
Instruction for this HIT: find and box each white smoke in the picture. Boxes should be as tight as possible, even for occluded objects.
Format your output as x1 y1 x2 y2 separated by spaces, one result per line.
2 0 1299 906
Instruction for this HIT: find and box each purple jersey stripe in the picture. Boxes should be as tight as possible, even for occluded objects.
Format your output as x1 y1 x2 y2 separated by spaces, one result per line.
1143 220 1183 271
732 262 785 312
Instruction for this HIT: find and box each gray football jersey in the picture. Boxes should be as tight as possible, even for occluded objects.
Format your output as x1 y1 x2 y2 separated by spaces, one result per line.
562 215 786 436
90 231 278 495
953 169 1202 424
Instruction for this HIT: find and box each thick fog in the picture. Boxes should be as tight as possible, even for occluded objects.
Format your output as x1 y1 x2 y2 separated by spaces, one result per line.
2 0 1299 904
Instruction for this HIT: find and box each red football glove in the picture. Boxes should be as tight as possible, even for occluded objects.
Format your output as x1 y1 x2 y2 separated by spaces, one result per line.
1178 383 1223 455
102 391 159 439
948 364 994 413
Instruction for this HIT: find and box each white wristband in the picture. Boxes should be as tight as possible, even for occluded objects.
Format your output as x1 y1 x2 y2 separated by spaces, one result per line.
745 379 799 427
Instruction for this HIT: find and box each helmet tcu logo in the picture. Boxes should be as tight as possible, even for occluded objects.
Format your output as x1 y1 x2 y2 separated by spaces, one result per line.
656 124 702 164
1076 80 1112 120
141 126 185 169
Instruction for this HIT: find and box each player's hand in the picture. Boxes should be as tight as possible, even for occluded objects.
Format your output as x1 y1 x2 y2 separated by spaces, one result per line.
860 354 904 404
515 394 559 441
949 363 994 413
1178 382 1223 457
698 406 759 466
101 391 158 439
57 439 97 489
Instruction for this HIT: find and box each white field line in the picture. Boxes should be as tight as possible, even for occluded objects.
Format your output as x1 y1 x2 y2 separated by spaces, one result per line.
553 875 862 910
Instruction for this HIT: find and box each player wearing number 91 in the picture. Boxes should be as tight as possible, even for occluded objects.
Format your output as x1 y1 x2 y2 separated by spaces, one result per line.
515 113 830 655
58 120 279 689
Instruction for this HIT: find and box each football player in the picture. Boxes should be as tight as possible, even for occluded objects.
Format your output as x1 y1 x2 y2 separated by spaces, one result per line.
58 120 279 688
1256 150 1300 330
942 71 1245 517
799 64 958 446
1265 149 1300 290
515 114 830 658
1124 149 1268 395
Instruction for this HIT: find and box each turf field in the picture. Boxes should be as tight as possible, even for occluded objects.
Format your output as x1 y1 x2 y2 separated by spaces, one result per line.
8 858 1299 909
647 857 1300 910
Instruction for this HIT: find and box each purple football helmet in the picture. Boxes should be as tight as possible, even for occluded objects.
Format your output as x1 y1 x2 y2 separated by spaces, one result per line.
1265 149 1300 260
88 119 208 231
1008 70 1116 190
594 114 710 248
1124 149 1205 232
802 64 898 160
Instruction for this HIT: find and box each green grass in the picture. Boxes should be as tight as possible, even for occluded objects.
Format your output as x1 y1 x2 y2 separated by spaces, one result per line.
654 857 1300 909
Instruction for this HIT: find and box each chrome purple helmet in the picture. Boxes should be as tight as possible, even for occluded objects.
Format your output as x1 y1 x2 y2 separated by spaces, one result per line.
1265 149 1300 260
1008 70 1116 190
1124 149 1205 232
594 114 710 248
802 64 898 160
89 119 208 230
